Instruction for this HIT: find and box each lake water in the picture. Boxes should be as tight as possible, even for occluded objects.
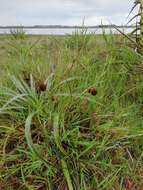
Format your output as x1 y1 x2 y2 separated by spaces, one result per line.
0 27 134 35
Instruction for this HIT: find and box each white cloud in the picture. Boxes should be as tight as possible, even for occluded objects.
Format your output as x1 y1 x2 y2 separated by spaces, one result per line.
0 0 135 25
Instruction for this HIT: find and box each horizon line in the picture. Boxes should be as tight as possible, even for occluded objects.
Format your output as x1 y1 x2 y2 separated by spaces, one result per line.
0 24 136 29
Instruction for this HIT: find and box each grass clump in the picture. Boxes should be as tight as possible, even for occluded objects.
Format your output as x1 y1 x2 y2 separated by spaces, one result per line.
0 30 143 190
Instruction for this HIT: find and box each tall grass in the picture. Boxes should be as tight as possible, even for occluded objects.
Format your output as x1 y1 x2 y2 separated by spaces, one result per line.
0 30 143 189
129 0 143 51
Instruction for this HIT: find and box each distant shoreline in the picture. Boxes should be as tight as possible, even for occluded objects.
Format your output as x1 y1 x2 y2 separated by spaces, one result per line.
0 25 135 29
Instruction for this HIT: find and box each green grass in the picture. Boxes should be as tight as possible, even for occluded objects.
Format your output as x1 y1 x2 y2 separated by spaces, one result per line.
0 29 143 190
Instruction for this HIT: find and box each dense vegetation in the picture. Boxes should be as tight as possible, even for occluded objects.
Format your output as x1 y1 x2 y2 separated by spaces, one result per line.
0 30 143 190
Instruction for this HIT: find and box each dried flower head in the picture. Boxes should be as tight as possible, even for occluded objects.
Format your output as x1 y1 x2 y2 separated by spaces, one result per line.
36 83 47 94
88 87 97 96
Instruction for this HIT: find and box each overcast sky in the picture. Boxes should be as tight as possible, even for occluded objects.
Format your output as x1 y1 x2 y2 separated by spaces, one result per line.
0 0 135 26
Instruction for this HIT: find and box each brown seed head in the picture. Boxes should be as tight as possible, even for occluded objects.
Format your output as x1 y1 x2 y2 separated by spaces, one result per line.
36 83 47 94
88 87 97 96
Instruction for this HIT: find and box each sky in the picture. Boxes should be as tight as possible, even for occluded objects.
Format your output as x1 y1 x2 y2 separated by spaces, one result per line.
0 0 135 26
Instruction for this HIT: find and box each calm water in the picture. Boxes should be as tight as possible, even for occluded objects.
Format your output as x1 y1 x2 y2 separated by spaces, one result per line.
0 27 134 35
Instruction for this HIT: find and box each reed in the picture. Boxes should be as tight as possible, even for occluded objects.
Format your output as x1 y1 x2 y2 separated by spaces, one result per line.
129 0 143 51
